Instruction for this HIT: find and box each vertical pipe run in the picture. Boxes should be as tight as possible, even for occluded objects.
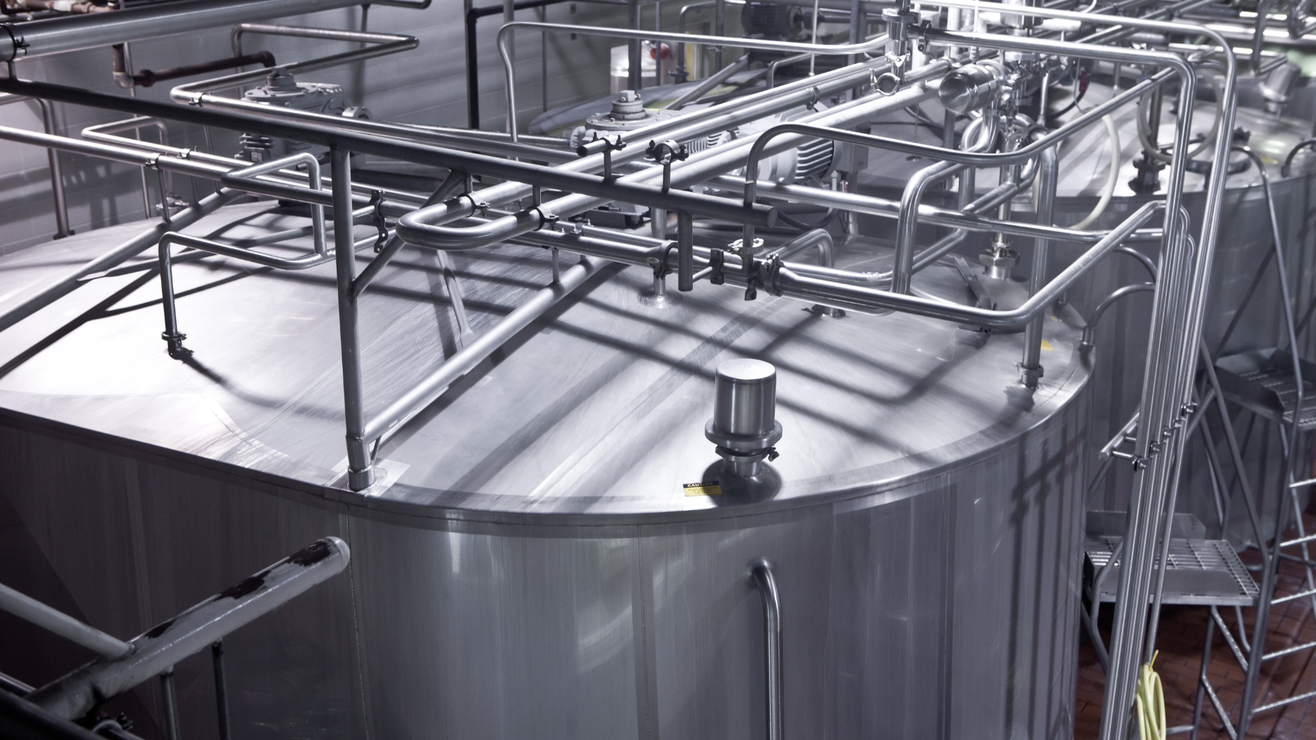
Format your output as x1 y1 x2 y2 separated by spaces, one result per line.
465 0 480 128
678 211 694 291
211 642 230 740
36 100 70 238
629 0 643 91
714 0 725 69
893 161 962 294
1020 144 1057 388
750 560 782 740
160 669 181 740
331 146 375 491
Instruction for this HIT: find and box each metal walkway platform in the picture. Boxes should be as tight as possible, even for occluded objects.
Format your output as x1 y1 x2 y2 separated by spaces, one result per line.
1215 349 1316 431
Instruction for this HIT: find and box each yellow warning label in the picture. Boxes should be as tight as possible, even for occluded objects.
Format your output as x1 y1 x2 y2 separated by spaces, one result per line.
1041 339 1053 351
683 482 722 497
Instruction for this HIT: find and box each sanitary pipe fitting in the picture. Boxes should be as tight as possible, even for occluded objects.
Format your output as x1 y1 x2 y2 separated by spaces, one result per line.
939 61 1004 116
980 238 1018 280
706 359 783 478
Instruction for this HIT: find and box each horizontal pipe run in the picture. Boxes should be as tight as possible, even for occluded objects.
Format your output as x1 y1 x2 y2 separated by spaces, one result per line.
743 67 1172 207
0 0 399 61
180 38 417 95
181 93 577 163
499 21 893 60
713 175 1141 245
4 120 432 222
525 199 1162 330
0 93 69 238
0 188 242 335
0 78 775 228
232 22 414 46
75 122 432 209
161 233 333 272
0 582 132 659
769 203 1160 328
364 256 602 444
396 82 936 253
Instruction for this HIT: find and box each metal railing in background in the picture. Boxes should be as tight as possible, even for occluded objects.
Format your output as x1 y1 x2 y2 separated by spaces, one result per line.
0 94 68 239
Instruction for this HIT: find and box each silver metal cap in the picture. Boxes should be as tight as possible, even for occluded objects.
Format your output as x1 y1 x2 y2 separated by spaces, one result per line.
713 358 777 437
706 359 783 478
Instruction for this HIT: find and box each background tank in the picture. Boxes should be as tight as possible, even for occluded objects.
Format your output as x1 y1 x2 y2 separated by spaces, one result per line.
0 201 1091 740
852 73 1316 547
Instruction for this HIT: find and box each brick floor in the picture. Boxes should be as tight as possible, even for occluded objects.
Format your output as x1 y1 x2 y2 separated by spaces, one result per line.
1076 513 1316 739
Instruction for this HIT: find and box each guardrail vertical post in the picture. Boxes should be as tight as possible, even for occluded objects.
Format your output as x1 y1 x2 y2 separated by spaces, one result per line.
1020 144 1057 389
211 641 230 740
160 668 181 740
331 145 374 491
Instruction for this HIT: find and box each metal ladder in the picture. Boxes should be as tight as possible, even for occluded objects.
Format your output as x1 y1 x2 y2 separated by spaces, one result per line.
1188 149 1316 738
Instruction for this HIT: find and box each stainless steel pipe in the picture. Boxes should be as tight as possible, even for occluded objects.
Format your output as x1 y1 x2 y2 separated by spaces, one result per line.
0 581 132 659
0 0 404 61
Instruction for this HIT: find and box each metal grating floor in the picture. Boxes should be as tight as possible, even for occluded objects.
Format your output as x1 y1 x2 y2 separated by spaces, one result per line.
1233 366 1316 431
1085 536 1260 607
1077 512 1316 740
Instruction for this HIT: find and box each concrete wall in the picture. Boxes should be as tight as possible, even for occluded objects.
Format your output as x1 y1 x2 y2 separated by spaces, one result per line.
0 1 638 256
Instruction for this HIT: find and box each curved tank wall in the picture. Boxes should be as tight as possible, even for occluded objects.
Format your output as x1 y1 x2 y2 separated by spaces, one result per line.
854 82 1316 547
0 201 1092 740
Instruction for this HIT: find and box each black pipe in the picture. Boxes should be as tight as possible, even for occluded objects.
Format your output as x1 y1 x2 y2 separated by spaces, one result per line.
135 51 276 88
465 0 570 129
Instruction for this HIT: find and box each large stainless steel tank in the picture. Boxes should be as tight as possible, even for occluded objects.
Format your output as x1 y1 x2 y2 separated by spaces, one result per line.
0 202 1092 740
855 79 1316 546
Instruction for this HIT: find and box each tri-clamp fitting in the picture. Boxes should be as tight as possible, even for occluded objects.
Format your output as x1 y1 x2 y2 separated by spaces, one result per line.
706 359 783 478
647 139 688 192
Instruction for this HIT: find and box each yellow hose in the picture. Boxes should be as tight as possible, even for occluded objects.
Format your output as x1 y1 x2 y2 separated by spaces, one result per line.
1134 651 1167 740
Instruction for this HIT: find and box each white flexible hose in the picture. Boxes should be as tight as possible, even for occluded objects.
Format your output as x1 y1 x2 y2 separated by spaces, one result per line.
1071 113 1120 230
1134 654 1167 740
1136 72 1224 164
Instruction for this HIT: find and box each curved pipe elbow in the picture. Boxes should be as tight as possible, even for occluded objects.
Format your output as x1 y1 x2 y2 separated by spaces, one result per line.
397 198 546 251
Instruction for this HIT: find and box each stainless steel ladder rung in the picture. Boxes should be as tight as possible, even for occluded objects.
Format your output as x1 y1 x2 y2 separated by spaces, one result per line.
1262 639 1316 662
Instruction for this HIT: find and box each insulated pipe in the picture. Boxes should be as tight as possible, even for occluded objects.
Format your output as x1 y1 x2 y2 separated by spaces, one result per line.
0 0 397 61
0 582 132 659
28 538 350 722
